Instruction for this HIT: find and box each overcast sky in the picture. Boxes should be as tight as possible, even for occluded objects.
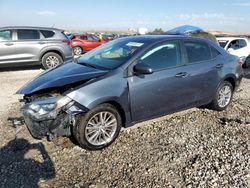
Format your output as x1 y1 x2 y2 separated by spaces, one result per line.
1 0 250 32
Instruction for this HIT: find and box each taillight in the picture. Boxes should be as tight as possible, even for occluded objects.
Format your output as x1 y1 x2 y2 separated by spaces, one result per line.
63 39 70 45
237 59 244 66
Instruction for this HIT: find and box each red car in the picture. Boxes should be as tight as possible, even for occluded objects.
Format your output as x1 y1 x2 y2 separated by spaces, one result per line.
70 34 107 55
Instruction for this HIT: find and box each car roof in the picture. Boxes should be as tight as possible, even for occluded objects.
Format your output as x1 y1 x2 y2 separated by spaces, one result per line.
116 34 208 43
216 37 247 41
0 26 63 31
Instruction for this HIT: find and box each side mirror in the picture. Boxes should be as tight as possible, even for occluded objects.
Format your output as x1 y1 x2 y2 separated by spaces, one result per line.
227 48 234 52
133 63 153 75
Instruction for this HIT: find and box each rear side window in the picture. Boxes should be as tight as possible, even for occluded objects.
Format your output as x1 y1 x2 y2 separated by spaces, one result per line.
184 41 211 63
0 30 12 41
211 47 221 58
138 41 181 71
87 36 98 41
17 29 40 40
40 30 55 38
80 36 88 40
87 36 95 41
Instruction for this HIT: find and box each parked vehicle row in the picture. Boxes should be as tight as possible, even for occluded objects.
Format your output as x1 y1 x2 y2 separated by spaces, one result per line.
0 26 73 69
17 35 244 150
0 27 144 69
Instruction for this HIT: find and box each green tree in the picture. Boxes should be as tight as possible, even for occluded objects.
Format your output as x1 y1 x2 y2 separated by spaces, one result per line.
152 28 164 33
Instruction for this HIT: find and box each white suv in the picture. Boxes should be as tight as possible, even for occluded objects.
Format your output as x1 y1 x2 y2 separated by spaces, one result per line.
217 37 250 75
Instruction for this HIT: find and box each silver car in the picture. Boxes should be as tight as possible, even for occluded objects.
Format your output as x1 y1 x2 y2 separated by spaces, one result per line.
0 26 73 69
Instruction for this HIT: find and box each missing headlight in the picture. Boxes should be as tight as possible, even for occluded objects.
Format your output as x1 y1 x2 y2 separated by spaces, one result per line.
21 96 72 121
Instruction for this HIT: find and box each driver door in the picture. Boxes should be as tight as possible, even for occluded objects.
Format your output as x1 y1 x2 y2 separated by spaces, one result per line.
127 40 196 122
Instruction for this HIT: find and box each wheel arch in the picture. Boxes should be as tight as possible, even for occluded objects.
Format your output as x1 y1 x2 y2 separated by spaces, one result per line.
86 98 128 128
103 101 127 128
71 42 85 52
40 49 64 61
223 75 236 91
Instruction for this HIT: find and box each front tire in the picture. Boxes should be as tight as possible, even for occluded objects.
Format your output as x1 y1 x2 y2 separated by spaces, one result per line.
73 103 122 150
209 81 233 111
41 52 63 69
73 46 83 56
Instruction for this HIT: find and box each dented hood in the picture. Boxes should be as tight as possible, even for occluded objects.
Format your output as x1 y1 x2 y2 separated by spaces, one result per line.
17 62 108 95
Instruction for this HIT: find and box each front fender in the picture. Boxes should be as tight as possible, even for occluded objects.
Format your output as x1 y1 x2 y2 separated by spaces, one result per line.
66 70 132 125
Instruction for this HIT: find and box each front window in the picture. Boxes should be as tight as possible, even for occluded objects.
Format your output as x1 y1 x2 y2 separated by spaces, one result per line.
137 41 181 71
78 39 145 70
0 30 12 41
227 39 247 50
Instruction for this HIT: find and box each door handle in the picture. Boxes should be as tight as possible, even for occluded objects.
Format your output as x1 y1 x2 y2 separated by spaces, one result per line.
175 72 188 78
4 43 14 46
38 41 46 44
215 64 223 69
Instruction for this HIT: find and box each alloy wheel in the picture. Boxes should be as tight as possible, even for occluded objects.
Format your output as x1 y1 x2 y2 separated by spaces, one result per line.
45 55 60 68
85 111 117 146
218 85 232 108
73 47 82 56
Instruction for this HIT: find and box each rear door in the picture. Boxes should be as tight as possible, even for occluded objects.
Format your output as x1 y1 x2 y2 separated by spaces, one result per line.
182 40 222 103
0 29 16 64
14 29 43 62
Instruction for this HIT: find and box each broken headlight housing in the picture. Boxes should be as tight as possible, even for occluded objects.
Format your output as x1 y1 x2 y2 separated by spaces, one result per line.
21 96 72 121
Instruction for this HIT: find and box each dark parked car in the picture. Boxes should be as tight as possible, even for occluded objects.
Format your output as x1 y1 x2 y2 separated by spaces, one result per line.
0 26 73 69
17 35 243 150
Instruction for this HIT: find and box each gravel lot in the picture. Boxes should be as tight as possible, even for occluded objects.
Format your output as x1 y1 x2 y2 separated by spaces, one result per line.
0 68 249 187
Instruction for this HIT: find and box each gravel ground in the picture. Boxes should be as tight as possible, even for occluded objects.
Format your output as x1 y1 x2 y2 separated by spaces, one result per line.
0 68 249 188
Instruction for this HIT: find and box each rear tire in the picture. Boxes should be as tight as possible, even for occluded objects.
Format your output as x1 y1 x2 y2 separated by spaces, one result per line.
209 81 233 111
73 103 122 150
41 52 63 69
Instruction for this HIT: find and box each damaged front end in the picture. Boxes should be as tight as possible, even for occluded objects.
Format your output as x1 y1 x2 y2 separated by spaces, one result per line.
20 93 87 140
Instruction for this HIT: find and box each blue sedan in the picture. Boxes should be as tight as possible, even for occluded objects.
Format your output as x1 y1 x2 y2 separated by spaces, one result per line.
18 35 244 150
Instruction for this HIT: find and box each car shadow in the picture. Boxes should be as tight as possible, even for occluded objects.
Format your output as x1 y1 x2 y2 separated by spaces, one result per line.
0 138 55 188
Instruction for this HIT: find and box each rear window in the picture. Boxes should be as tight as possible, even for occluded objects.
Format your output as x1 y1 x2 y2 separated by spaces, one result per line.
0 30 12 41
218 40 229 48
17 29 40 40
184 41 211 63
40 30 55 38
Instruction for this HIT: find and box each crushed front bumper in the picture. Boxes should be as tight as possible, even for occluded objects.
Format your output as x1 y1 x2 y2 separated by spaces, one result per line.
21 102 87 140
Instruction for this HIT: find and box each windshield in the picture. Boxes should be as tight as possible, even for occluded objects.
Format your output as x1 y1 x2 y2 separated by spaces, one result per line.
78 39 145 70
218 40 229 48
